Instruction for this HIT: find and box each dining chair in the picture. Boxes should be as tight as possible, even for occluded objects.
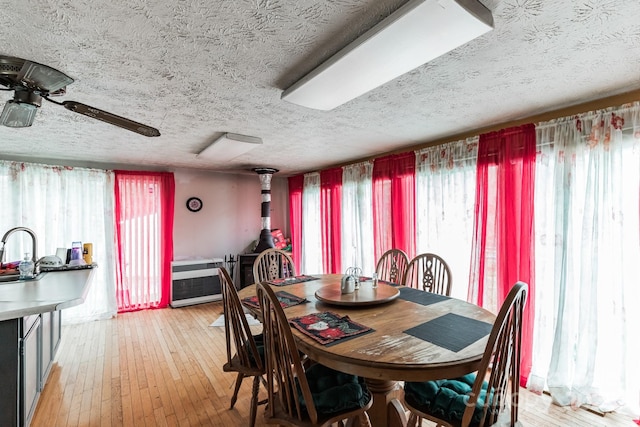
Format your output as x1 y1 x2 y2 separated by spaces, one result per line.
403 281 528 427
256 281 373 426
375 248 409 285
220 267 266 427
253 248 296 284
403 253 452 295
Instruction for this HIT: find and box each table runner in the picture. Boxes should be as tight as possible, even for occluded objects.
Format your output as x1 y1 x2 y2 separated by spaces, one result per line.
267 275 319 286
289 311 373 346
242 290 308 310
398 287 450 306
403 313 493 352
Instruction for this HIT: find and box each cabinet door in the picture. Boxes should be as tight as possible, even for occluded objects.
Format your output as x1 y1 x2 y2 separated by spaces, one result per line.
40 312 52 388
0 319 20 426
21 316 41 427
52 310 61 356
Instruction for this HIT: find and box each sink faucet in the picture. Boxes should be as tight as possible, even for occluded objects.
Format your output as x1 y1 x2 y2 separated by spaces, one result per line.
0 227 38 273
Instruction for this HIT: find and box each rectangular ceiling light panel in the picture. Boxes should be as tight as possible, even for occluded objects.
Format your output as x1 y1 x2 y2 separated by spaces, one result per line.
197 133 263 162
281 0 493 111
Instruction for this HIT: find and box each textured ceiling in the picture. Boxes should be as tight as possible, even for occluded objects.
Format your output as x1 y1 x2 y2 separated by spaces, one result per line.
1 0 640 176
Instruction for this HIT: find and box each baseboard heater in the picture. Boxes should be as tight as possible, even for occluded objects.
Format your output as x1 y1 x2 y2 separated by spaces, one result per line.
170 258 224 308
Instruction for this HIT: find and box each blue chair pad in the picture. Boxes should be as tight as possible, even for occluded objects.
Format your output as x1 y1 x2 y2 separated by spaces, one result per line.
404 373 496 427
299 363 370 416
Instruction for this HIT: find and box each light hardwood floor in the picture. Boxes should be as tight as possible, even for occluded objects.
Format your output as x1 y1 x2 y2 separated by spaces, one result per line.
32 301 637 427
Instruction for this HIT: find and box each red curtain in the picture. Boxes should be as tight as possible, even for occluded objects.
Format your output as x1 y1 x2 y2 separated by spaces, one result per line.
288 175 304 274
320 168 343 273
114 171 175 312
372 152 416 261
469 124 536 387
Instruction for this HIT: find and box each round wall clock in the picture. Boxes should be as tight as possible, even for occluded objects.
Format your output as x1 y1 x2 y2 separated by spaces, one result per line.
186 197 203 212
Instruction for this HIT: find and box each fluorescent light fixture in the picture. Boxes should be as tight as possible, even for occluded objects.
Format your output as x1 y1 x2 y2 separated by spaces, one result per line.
197 132 263 162
281 0 493 111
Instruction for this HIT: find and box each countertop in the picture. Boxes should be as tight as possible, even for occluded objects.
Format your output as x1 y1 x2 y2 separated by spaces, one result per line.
0 268 96 321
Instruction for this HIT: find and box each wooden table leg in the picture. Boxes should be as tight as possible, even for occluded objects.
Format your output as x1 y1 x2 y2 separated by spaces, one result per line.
364 379 406 427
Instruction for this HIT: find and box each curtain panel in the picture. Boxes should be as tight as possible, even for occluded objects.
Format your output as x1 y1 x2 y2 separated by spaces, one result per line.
320 168 343 274
415 138 478 300
0 161 117 323
372 152 417 261
301 173 323 274
341 161 375 275
114 171 175 312
530 104 640 413
288 175 304 274
470 124 537 387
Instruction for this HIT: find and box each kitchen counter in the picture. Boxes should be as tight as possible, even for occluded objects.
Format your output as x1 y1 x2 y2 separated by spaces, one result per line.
0 268 96 322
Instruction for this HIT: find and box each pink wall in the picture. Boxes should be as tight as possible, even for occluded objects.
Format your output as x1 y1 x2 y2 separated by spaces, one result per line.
172 169 289 261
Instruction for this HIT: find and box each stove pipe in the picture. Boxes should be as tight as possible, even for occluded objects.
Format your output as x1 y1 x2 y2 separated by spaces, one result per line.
253 167 279 253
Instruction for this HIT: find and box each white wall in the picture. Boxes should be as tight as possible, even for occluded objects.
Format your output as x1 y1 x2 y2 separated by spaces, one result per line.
172 169 289 261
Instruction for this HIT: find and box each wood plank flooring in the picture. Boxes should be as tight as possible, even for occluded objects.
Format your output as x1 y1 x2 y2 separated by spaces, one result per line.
32 301 637 426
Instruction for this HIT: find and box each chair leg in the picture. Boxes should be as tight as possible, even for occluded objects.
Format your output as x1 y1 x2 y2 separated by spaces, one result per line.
249 375 261 427
230 372 245 409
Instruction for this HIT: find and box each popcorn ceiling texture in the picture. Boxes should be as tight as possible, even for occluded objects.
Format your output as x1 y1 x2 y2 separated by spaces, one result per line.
1 0 639 175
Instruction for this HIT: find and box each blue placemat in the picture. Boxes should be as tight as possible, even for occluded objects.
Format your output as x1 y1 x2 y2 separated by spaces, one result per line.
398 287 450 306
404 313 493 352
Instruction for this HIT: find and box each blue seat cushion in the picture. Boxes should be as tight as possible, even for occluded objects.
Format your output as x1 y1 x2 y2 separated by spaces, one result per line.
404 373 496 427
246 333 265 367
298 363 370 416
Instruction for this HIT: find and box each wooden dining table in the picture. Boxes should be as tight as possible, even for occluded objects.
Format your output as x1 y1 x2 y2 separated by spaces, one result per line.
238 274 496 427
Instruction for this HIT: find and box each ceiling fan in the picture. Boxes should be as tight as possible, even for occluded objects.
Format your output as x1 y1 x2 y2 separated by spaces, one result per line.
0 55 160 137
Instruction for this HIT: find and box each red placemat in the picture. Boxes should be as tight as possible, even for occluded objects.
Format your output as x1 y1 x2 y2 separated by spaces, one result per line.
289 311 373 346
242 291 308 310
267 275 319 286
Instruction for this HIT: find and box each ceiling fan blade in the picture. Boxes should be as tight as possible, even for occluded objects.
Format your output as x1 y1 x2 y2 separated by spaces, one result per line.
62 101 161 137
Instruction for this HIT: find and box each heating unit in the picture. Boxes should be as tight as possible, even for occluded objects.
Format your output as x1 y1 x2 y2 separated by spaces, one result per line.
170 258 224 308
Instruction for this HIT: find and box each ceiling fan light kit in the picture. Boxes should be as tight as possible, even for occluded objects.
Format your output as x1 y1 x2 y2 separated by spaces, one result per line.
0 55 160 136
1 96 39 127
281 0 493 111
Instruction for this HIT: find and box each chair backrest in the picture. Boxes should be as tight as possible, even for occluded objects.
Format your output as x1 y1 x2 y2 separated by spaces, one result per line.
375 249 409 284
253 248 296 283
256 281 320 424
462 281 528 427
220 267 263 372
403 253 452 295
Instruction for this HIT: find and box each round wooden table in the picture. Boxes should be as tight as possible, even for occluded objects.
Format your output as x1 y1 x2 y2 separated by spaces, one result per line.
238 274 496 427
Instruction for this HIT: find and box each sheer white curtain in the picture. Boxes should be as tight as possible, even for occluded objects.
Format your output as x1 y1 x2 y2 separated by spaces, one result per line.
301 172 323 274
415 138 478 299
529 104 640 415
0 161 117 323
341 161 375 275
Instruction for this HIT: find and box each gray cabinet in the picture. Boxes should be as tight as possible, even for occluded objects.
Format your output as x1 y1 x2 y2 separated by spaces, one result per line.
40 310 61 389
40 312 51 385
21 315 40 427
52 310 61 355
0 310 62 427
